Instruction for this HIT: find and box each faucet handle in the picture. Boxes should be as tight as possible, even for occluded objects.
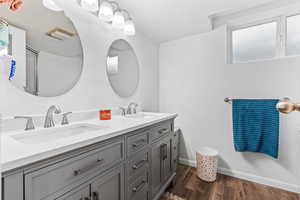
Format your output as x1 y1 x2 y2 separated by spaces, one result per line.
61 112 72 125
14 116 35 131
118 107 126 116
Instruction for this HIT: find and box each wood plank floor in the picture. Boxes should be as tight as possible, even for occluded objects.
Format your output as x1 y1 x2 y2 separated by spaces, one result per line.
160 164 299 200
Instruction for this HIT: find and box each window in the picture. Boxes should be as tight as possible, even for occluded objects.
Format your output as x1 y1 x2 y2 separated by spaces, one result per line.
232 22 278 63
286 14 300 56
229 13 300 63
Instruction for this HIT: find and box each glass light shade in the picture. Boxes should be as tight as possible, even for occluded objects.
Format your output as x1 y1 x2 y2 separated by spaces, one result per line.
80 0 99 12
99 1 114 22
42 0 62 11
112 11 125 29
124 20 135 35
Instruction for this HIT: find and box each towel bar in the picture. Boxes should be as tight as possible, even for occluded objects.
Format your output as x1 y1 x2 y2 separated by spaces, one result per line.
224 97 299 114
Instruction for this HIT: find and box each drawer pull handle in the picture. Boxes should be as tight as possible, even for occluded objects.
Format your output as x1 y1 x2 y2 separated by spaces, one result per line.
158 128 169 135
74 158 104 176
160 144 168 160
92 192 99 200
132 180 146 193
132 139 146 148
132 159 147 170
84 198 90 200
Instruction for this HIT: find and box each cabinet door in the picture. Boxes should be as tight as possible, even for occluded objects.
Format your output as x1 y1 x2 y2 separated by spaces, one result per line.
55 185 90 200
90 166 124 200
151 136 173 198
162 137 172 182
151 139 164 197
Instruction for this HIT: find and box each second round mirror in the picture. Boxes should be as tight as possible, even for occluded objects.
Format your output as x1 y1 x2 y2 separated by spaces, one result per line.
107 39 139 98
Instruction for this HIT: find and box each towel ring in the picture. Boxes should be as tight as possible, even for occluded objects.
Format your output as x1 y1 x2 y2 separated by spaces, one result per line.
276 97 300 114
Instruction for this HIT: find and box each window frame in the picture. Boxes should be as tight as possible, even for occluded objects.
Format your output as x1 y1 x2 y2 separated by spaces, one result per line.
284 13 300 57
228 17 282 64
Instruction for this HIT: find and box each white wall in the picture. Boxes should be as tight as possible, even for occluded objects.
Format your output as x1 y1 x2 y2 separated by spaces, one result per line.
0 0 159 117
159 26 300 192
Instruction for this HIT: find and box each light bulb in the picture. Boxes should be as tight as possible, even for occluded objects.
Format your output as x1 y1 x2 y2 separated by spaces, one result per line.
80 0 99 12
99 1 114 22
124 20 135 36
112 11 125 29
42 0 62 11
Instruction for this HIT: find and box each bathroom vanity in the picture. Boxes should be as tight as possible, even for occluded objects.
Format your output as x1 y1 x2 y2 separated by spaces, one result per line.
0 1 178 199
2 113 178 200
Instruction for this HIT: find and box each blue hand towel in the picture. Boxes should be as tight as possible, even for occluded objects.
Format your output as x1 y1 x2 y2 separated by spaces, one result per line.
232 99 280 158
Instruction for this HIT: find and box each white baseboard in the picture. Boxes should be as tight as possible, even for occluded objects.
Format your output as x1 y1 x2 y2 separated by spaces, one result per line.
179 157 197 167
179 158 299 194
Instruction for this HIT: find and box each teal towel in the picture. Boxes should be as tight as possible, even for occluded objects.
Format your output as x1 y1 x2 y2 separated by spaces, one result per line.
232 99 279 158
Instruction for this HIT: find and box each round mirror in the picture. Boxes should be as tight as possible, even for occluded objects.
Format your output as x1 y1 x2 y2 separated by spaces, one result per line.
107 39 139 98
1 0 83 97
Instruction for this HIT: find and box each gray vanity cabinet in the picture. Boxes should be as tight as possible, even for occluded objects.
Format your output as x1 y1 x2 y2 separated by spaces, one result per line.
2 119 178 200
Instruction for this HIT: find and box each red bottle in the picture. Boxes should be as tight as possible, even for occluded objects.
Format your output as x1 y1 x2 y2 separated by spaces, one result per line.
99 110 111 120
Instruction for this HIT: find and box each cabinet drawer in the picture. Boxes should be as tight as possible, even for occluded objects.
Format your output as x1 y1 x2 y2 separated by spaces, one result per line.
127 150 149 178
127 131 149 157
127 170 149 200
25 139 124 200
150 121 172 142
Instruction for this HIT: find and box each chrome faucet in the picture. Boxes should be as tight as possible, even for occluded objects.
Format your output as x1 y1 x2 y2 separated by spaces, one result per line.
118 107 126 116
44 105 61 128
127 103 138 115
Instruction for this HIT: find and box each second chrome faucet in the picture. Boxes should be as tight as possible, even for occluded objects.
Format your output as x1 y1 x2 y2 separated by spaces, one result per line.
119 102 139 116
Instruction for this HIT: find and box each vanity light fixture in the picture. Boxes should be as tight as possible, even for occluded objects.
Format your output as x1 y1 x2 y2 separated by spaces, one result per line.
122 10 135 36
99 0 116 22
42 0 62 11
80 0 99 12
80 0 136 36
112 9 125 30
124 19 135 36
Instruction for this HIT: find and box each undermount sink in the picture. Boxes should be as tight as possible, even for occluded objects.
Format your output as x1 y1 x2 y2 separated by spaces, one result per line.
125 112 164 119
10 123 107 144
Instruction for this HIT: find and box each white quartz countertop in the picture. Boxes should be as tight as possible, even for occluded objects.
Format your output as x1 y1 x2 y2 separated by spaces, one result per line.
1 112 177 173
